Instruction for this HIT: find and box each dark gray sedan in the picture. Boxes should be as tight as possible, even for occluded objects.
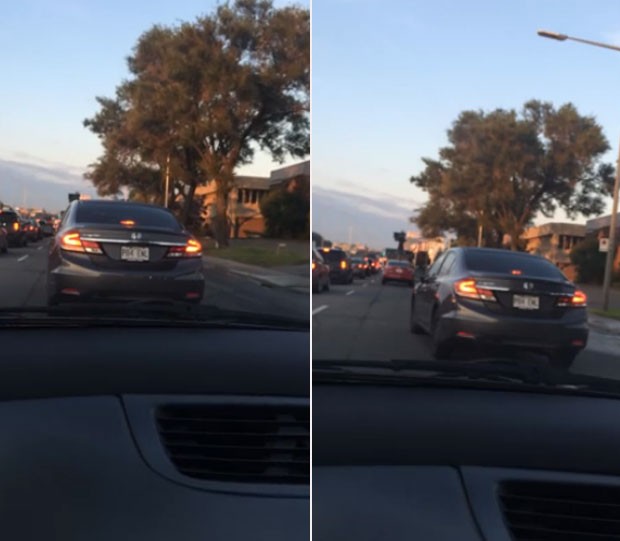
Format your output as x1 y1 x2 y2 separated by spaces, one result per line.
410 247 588 368
47 200 205 305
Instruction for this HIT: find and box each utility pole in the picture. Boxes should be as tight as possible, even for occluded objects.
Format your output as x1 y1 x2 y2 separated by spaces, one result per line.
164 154 170 207
602 138 620 311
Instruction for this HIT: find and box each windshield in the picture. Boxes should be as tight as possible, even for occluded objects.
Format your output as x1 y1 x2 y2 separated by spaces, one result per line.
0 0 310 325
311 1 620 393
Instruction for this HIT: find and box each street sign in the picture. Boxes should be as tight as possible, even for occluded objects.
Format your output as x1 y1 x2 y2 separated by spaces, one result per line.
599 238 609 252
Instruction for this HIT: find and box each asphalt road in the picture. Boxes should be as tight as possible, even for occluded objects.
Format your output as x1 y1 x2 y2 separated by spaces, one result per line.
312 271 620 380
0 238 309 321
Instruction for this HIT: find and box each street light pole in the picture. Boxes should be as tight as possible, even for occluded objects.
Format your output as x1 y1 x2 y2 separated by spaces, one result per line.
164 154 170 208
603 141 620 311
538 29 620 311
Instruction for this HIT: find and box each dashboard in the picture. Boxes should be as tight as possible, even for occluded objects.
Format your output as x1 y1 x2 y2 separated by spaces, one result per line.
313 383 620 540
0 326 309 540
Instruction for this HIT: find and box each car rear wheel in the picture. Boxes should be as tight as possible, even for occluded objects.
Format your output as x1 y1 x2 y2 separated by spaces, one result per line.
549 348 579 371
382 279 386 285
431 311 453 359
324 278 330 292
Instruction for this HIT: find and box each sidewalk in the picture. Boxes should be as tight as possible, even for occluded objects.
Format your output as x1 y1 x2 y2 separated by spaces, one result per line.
204 256 309 293
578 284 620 334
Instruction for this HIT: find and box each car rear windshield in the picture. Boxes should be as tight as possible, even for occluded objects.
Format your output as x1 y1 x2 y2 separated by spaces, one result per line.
75 203 182 231
320 250 347 262
0 212 19 223
387 260 410 267
464 250 565 279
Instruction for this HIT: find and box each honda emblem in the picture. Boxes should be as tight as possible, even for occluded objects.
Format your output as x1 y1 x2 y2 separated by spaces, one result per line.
131 232 142 240
523 282 534 290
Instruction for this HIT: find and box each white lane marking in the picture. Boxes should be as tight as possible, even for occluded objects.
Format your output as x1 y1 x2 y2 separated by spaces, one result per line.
37 246 43 251
363 283 368 288
346 290 355 296
313 305 328 316
17 255 29 262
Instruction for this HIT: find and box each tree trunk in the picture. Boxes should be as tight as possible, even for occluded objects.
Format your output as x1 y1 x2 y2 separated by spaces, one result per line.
213 186 230 248
181 179 197 225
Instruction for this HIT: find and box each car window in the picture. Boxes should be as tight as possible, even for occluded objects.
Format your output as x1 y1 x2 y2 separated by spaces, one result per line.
464 250 565 279
320 250 346 262
387 260 410 267
427 253 447 279
75 203 182 231
437 252 456 277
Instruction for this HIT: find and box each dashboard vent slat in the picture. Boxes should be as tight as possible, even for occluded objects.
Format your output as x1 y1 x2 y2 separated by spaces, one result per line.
499 481 620 540
156 404 309 485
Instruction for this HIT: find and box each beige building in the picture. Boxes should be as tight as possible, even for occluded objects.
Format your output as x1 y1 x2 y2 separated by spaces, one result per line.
521 223 586 280
196 160 309 238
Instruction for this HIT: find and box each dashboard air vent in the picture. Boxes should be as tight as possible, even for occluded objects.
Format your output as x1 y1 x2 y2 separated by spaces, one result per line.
155 404 309 484
499 480 620 540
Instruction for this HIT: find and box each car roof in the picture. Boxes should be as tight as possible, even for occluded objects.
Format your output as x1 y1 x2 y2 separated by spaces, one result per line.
454 246 547 261
74 199 168 211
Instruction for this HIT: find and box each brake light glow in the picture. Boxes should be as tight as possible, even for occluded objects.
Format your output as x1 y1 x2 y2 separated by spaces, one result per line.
12 222 19 231
454 278 497 302
60 231 103 254
167 239 202 258
557 290 587 307
120 220 135 227
511 269 522 275
340 260 348 269
312 261 317 270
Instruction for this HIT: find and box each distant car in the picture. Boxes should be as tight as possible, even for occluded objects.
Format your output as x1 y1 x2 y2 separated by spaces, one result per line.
382 259 414 286
312 249 330 293
409 247 588 367
38 220 55 237
350 257 367 279
368 255 381 274
0 210 27 247
47 200 205 305
317 247 353 284
0 226 8 254
23 220 42 242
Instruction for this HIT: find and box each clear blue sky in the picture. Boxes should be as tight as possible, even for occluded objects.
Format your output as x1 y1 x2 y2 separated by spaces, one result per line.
0 0 307 175
312 0 620 232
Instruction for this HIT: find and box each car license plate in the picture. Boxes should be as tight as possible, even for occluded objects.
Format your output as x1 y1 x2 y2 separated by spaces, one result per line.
121 246 149 262
513 294 539 310
396 268 403 274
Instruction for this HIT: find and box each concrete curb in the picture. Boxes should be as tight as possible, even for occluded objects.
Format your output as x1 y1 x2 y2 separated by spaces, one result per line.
588 313 620 335
229 269 309 293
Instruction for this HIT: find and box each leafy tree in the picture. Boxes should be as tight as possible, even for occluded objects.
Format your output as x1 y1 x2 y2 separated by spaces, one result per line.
84 0 309 246
410 101 615 249
260 179 309 239
570 237 606 284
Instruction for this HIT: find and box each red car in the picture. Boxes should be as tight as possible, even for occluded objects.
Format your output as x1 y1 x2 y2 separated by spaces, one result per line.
382 259 414 286
312 249 330 293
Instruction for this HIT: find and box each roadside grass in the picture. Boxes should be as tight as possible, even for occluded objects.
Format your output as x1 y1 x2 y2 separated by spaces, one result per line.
203 238 309 267
590 308 620 321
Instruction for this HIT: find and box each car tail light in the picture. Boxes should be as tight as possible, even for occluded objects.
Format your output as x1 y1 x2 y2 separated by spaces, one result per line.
167 239 203 258
340 260 348 269
12 223 19 231
557 290 587 307
454 278 497 302
312 261 317 270
60 231 103 254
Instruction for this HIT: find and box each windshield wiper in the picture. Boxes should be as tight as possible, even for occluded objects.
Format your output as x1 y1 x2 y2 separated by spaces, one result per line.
0 303 309 330
313 359 620 397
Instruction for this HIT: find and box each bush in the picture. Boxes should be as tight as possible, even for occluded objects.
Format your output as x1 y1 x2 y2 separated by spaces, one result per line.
260 181 309 239
570 238 606 284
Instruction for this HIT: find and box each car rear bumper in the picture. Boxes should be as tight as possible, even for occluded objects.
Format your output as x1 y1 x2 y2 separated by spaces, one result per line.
438 304 588 351
48 255 205 303
384 273 413 283
328 270 352 283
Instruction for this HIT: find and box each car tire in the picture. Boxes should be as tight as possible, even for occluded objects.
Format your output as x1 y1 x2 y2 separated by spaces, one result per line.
409 280 414 287
381 279 386 285
324 278 330 292
549 348 579 371
431 311 453 359
409 298 425 335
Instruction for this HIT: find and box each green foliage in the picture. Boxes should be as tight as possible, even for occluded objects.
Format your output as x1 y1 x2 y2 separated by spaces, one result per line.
410 101 614 249
570 237 606 284
83 0 309 244
260 180 309 239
